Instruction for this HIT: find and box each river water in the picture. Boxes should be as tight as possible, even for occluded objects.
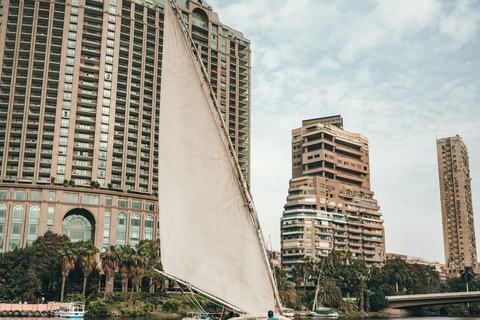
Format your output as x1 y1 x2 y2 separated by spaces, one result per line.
0 316 478 320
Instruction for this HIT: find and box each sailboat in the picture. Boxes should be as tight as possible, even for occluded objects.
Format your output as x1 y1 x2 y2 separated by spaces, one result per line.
155 0 286 318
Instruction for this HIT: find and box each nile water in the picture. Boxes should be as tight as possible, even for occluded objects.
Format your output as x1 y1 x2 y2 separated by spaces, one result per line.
0 317 479 320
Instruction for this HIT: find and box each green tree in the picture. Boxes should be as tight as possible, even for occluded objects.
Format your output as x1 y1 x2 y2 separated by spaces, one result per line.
118 245 134 306
129 248 147 301
302 256 314 292
100 245 120 299
318 280 342 308
58 242 77 302
388 261 405 292
137 239 163 292
33 231 70 301
274 266 297 307
461 266 475 292
290 264 303 289
0 246 40 303
76 240 99 297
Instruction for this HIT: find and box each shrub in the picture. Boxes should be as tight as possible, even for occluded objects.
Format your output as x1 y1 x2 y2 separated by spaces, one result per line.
88 300 111 316
162 299 181 313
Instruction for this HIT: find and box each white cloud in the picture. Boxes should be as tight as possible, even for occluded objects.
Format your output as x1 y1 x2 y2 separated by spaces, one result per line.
207 0 480 263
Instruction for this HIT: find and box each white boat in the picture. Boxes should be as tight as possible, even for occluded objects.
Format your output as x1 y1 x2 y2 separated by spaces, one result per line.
281 308 295 319
308 308 338 318
155 1 288 319
58 302 85 318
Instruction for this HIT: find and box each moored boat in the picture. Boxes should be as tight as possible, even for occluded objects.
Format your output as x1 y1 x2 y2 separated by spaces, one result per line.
281 308 295 319
58 302 84 318
308 308 338 318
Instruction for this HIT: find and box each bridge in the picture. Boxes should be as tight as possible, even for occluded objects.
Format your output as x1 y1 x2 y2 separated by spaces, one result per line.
386 291 480 308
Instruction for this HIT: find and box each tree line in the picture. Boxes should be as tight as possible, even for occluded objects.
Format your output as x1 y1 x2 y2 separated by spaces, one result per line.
275 250 475 313
0 231 163 304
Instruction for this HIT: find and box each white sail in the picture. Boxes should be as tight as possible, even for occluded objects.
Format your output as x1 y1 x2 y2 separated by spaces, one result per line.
158 1 276 315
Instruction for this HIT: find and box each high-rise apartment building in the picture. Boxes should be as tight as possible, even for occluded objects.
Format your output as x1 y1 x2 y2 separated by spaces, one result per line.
281 115 385 272
436 136 477 276
0 0 250 252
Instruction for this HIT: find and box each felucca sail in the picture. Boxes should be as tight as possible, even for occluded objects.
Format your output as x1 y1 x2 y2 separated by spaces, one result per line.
158 0 277 315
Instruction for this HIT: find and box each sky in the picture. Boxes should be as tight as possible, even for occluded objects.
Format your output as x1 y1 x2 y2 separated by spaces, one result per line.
206 0 480 264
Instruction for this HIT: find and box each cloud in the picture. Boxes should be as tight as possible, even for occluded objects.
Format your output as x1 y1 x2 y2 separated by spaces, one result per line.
207 0 480 263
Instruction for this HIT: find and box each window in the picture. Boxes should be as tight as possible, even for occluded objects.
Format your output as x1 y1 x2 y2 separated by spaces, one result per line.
63 192 79 203
0 190 8 199
132 200 141 209
83 195 99 205
9 205 24 250
182 11 189 21
144 215 154 240
14 190 25 200
26 206 40 245
46 205 55 231
192 11 206 28
130 214 141 246
212 24 218 33
116 212 127 245
103 210 111 250
70 15 78 22
118 198 128 208
146 202 155 211
105 196 112 206
108 23 115 31
30 190 42 201
49 191 56 201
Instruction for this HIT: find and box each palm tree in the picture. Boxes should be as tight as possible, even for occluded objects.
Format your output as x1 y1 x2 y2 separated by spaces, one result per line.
290 264 303 289
460 266 475 292
100 245 120 299
275 269 297 307
353 271 367 312
77 240 99 297
136 240 162 293
310 260 325 311
129 249 147 301
58 242 77 303
318 280 342 308
118 245 134 306
302 256 314 292
391 263 405 292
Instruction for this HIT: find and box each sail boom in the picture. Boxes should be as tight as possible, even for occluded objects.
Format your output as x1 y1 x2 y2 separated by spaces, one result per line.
153 269 246 314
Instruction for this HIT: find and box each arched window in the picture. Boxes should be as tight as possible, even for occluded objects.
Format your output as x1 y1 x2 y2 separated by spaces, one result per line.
116 212 127 246
130 214 140 247
192 9 207 28
62 214 93 242
0 204 7 253
26 206 40 245
9 205 24 251
144 215 153 240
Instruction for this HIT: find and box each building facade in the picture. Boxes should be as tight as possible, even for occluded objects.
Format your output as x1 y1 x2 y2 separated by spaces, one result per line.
436 136 477 276
281 115 385 273
0 0 250 252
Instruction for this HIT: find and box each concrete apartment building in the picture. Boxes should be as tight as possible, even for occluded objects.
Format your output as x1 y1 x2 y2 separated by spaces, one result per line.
281 115 385 272
0 0 250 252
436 136 477 277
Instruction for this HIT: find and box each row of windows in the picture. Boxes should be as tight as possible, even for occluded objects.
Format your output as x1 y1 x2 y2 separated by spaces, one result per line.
0 203 157 252
0 189 156 211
